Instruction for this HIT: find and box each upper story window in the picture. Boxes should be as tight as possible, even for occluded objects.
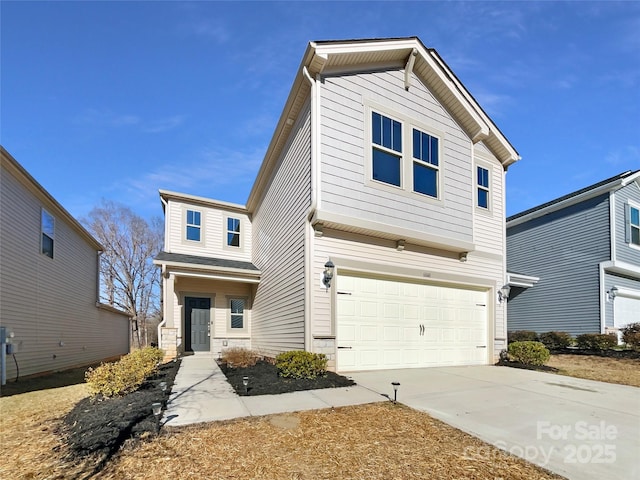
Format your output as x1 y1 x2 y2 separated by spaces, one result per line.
412 129 439 198
629 204 640 246
186 210 201 242
227 217 241 247
368 107 442 200
41 209 54 258
476 166 490 209
371 111 402 187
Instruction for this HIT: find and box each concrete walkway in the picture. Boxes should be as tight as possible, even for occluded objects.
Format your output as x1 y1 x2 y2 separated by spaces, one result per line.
350 366 640 480
163 354 384 426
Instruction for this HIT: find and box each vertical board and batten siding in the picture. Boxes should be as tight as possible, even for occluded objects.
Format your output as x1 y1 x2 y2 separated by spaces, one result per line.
250 102 312 357
507 194 612 335
319 69 474 242
165 200 252 263
311 229 507 356
472 145 505 254
0 164 129 378
614 182 640 265
603 273 640 329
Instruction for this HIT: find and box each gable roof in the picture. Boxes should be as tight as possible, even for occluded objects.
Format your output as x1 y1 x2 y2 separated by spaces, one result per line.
507 169 640 227
247 37 520 211
1 145 103 251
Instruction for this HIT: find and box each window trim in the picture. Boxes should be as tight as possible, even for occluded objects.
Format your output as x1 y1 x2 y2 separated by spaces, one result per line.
226 296 249 334
475 163 491 211
223 215 243 251
628 201 640 249
364 100 444 205
41 208 54 259
411 127 440 199
183 207 203 244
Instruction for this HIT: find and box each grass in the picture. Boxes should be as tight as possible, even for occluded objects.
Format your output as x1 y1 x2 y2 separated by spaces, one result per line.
547 353 640 387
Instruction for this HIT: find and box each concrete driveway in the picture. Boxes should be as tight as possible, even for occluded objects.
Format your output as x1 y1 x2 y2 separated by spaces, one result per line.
349 366 639 480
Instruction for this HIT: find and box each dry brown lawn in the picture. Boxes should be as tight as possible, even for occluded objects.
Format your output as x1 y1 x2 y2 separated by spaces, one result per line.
547 353 640 387
1 386 565 480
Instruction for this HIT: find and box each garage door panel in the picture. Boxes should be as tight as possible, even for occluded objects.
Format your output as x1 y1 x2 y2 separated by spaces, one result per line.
337 274 489 371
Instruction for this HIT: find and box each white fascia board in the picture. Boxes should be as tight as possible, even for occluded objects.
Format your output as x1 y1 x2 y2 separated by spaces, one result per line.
312 39 419 56
168 269 261 284
159 189 247 213
507 182 620 228
601 260 640 279
621 171 640 187
612 286 640 300
507 272 540 288
153 259 261 279
312 209 475 253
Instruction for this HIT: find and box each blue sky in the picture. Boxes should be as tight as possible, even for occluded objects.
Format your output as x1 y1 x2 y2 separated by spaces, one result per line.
2 1 639 220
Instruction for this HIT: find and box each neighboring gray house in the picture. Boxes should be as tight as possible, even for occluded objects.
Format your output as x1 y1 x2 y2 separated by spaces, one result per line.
507 170 640 337
155 37 521 372
0 146 131 383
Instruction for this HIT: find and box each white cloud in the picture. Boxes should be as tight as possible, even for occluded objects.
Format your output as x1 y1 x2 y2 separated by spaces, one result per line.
605 145 640 168
143 115 186 133
75 109 185 133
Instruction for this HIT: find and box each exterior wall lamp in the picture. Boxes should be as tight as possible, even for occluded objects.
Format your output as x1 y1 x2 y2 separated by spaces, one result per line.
323 260 335 289
607 286 619 301
498 285 511 304
459 252 468 262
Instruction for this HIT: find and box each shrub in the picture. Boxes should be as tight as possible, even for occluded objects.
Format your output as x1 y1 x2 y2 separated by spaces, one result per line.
507 341 550 366
85 346 164 397
508 330 538 343
538 331 573 350
621 323 640 349
275 351 328 379
575 333 617 351
221 347 259 368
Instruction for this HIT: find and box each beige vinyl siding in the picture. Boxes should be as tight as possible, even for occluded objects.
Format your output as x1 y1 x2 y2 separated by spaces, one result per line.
251 101 312 356
165 200 252 262
312 229 506 357
473 145 505 254
1 161 129 379
319 69 474 241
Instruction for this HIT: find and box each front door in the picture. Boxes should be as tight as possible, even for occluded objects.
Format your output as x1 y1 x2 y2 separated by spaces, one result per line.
185 297 211 352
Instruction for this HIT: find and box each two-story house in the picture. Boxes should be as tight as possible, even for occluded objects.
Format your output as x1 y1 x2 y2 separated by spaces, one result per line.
154 37 521 371
0 147 130 384
507 170 640 338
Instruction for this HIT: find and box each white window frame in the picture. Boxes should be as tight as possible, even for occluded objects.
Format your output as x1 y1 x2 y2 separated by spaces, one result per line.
41 208 55 259
224 216 243 251
628 201 640 249
364 100 443 204
475 163 491 211
184 208 202 243
226 296 248 334
411 127 440 199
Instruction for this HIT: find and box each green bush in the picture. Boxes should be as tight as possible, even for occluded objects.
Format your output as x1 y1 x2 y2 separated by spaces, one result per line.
621 323 640 349
221 347 259 368
575 333 617 351
85 346 164 397
275 351 327 379
507 330 538 343
507 341 550 366
538 331 573 350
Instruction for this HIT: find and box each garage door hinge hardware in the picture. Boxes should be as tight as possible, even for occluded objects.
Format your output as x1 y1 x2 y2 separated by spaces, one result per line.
419 324 425 336
476 304 486 307
476 346 486 348
337 291 352 295
337 346 352 349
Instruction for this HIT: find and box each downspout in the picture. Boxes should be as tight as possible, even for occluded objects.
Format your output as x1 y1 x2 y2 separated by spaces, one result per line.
302 65 319 352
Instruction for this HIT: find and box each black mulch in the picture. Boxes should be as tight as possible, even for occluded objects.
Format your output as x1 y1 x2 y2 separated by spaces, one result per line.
496 360 559 373
550 348 640 359
218 359 355 396
58 359 180 475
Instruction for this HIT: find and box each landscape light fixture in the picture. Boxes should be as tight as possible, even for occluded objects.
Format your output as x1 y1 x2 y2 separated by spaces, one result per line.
391 382 400 404
498 285 511 304
159 381 167 392
152 402 162 417
243 376 249 395
323 260 335 289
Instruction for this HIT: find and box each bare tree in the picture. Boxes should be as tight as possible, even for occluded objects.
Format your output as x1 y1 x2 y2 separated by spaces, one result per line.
83 200 163 348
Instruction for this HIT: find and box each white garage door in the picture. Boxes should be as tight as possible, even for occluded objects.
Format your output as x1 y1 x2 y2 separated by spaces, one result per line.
337 273 489 371
614 296 640 330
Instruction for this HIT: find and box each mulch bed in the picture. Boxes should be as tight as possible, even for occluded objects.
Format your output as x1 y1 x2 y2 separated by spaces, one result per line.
496 360 559 372
59 359 180 475
550 347 640 359
218 359 355 395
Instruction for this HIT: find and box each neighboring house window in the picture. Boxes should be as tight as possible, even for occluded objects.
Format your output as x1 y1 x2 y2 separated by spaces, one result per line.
230 298 245 329
477 166 490 209
41 209 54 258
412 128 439 198
186 210 201 241
371 111 402 187
227 217 241 247
630 205 640 246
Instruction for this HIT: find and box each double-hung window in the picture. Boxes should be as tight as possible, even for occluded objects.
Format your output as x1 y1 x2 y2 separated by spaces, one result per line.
186 210 201 241
371 111 402 187
412 128 439 198
629 205 640 246
230 298 245 330
476 166 490 209
41 209 54 258
227 217 241 247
